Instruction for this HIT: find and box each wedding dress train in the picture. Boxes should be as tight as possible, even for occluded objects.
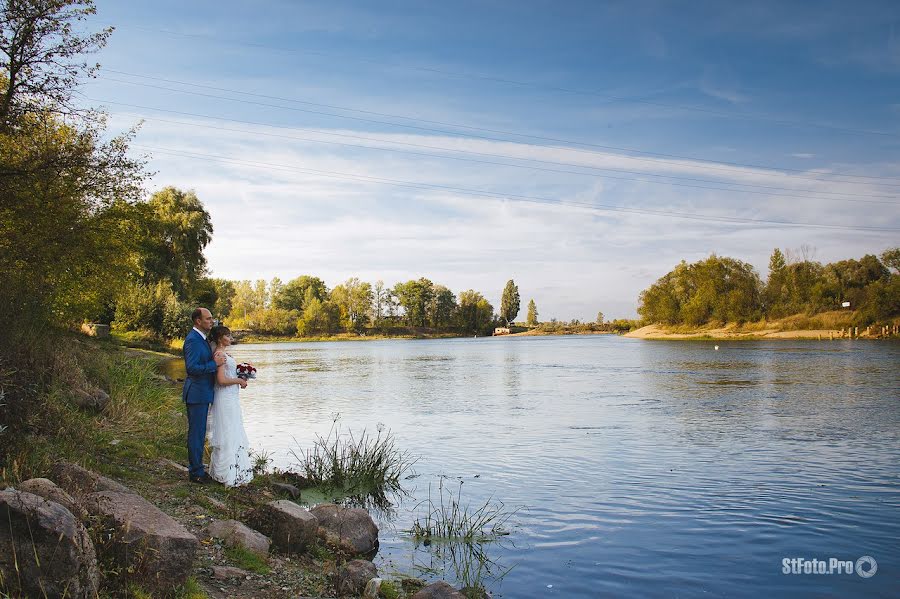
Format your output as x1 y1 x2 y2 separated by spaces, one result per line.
207 354 253 486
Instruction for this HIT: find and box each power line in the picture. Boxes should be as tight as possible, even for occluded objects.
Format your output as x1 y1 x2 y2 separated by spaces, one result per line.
118 25 900 141
131 144 900 233
96 71 900 186
104 104 900 206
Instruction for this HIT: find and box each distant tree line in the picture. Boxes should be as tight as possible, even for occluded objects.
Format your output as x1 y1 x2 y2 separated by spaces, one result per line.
638 249 900 327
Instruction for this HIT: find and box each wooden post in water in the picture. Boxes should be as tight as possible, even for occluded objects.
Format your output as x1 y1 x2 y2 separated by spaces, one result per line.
830 331 834 340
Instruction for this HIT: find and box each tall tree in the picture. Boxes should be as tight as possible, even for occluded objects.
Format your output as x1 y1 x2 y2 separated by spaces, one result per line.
331 277 372 333
457 290 494 334
500 279 520 326
138 187 213 300
273 275 328 312
882 247 900 274
393 278 433 327
596 311 604 325
526 299 538 326
1 0 112 128
428 284 457 329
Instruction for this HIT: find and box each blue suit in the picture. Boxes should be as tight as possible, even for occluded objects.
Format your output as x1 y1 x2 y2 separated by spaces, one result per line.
182 329 217 478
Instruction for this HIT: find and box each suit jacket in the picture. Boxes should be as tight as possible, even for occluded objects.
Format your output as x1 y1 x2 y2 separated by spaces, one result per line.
182 329 217 405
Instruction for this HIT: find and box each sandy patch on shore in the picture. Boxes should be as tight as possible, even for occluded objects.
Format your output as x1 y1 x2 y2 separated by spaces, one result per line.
625 324 842 340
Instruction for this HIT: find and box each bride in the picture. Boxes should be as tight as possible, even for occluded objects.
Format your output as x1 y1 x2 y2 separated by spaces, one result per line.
207 325 254 486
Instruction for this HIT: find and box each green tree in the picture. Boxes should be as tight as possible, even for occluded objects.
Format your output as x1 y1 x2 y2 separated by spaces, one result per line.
331 277 373 333
136 187 213 299
596 311 604 325
428 284 457 329
393 278 434 327
500 279 520 326
526 299 538 326
229 280 268 321
457 290 495 334
296 296 341 336
273 275 328 312
882 247 900 274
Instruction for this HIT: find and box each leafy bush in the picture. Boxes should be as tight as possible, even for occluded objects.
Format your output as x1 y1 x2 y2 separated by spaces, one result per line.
113 281 191 339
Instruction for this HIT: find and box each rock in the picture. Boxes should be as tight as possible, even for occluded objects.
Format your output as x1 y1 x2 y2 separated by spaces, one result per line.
160 458 189 473
363 577 383 599
272 482 300 498
334 559 377 596
249 500 318 553
49 461 133 498
401 577 428 593
460 587 491 599
207 519 271 557
80 323 111 338
412 581 467 599
211 565 250 580
71 387 111 411
17 477 89 521
311 503 379 557
84 490 199 595
0 489 99 598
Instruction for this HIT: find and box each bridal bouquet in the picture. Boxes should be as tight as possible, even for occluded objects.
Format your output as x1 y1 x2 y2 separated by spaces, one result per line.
236 363 257 380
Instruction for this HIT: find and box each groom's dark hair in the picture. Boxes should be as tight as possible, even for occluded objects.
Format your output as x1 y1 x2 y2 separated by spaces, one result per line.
191 308 203 323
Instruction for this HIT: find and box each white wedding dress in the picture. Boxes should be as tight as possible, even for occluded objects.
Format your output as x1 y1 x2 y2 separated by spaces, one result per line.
207 354 253 486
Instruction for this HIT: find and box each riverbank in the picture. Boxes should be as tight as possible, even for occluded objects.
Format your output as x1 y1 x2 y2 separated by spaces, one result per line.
626 322 898 340
0 338 429 598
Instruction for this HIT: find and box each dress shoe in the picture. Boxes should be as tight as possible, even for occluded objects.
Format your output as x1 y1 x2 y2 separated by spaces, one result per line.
189 473 212 484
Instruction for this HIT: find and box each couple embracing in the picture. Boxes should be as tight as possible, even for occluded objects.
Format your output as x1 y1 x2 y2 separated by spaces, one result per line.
183 308 254 486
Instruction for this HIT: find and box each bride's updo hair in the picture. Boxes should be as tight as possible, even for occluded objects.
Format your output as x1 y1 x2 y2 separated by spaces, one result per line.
209 325 231 345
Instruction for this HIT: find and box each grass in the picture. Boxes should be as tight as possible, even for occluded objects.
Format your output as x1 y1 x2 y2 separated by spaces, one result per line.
290 419 415 500
224 545 270 574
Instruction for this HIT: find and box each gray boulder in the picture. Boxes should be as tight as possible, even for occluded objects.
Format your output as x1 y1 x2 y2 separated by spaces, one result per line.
17 477 88 521
71 387 111 411
334 559 377 596
84 490 199 596
0 489 99 598
412 581 467 599
207 519 271 557
272 481 300 498
311 503 379 557
211 565 250 580
249 500 318 553
50 461 133 498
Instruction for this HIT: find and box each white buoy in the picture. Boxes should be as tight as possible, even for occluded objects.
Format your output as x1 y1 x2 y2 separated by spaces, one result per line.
714 345 719 350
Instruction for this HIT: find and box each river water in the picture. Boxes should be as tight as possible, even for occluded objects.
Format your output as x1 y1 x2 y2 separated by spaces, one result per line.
213 335 898 597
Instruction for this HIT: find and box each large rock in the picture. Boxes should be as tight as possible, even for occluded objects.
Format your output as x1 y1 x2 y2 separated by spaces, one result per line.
334 559 377 596
411 581 467 599
71 387 111 411
249 500 318 553
84 491 199 596
207 519 271 557
311 503 379 557
18 477 88 521
0 489 99 598
49 461 133 498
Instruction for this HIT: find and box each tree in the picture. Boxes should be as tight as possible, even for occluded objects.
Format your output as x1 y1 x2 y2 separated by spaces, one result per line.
596 311 604 325
330 277 372 333
526 299 538 326
881 247 900 274
393 278 433 327
428 284 457 329
137 187 213 300
1 0 113 128
500 279 520 326
457 290 494 334
765 248 788 316
273 275 328 312
296 296 341 336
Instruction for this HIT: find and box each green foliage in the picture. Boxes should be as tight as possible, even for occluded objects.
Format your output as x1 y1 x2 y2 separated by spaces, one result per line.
331 277 373 333
136 187 213 300
883 247 900 274
224 545 270 574
429 284 458 329
457 290 495 334
638 255 763 325
526 299 538 326
393 278 434 327
296 297 341 336
113 281 191 340
500 280 520 326
273 275 328 311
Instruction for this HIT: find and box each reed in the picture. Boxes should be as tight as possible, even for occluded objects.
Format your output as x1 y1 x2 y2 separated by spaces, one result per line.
410 480 514 543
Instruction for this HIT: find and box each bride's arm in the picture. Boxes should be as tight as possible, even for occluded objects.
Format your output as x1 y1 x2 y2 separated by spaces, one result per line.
215 352 248 388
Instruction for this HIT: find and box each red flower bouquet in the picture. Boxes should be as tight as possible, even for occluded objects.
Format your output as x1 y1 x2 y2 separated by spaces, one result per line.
236 363 257 380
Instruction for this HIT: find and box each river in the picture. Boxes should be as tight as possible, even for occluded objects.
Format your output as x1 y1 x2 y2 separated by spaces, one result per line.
195 335 898 597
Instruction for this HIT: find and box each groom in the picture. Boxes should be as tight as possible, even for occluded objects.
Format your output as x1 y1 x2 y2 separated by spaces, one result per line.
183 307 225 483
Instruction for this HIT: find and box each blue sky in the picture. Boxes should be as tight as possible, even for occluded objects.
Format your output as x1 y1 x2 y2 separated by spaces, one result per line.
86 0 900 319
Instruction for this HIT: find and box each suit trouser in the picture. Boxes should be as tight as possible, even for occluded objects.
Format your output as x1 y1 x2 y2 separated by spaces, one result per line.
186 402 210 478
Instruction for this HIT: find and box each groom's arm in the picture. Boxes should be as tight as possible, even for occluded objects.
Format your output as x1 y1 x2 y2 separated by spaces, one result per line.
184 336 217 376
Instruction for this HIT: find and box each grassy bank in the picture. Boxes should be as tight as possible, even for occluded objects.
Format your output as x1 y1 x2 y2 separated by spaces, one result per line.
0 334 414 598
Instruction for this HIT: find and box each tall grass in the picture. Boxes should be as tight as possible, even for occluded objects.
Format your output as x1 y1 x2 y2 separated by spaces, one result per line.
290 420 415 498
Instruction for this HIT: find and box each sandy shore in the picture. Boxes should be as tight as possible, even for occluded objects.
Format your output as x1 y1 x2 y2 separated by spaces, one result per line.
625 324 848 340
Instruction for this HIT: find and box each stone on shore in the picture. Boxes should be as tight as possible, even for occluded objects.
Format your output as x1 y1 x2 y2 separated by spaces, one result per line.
272 481 300 498
71 387 111 411
411 581 468 599
84 490 199 596
0 489 99 598
311 503 379 557
50 461 133 497
207 519 271 557
335 559 377 596
17 477 89 521
211 565 251 580
249 500 318 553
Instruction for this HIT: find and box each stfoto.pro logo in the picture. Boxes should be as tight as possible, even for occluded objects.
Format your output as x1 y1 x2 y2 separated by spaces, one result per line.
782 556 877 578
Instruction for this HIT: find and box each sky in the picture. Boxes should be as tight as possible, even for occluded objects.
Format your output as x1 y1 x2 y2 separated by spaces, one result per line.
84 0 900 319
